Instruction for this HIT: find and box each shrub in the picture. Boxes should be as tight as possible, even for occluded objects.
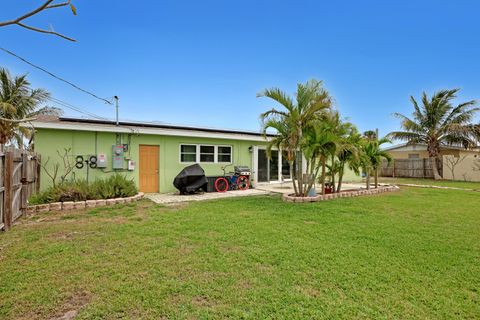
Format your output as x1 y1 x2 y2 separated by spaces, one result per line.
28 174 138 205
90 174 137 199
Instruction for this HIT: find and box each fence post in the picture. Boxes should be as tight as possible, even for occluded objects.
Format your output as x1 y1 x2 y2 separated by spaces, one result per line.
423 158 425 178
21 152 28 214
4 151 13 230
36 155 41 193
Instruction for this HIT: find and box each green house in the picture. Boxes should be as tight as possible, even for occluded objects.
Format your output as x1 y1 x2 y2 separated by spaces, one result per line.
31 117 299 193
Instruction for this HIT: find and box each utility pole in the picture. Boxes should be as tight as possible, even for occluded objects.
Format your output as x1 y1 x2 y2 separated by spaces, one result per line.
114 96 119 126
114 96 120 145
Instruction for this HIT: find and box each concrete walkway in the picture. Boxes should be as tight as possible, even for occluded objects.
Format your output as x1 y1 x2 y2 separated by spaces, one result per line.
393 183 479 192
145 182 396 205
255 182 376 195
145 188 271 204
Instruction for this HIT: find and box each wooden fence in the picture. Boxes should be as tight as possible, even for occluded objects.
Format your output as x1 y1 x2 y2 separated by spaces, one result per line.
380 158 442 179
0 148 40 231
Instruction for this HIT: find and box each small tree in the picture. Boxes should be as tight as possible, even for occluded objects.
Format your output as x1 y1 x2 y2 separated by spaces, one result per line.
362 136 392 189
39 148 75 187
444 155 468 180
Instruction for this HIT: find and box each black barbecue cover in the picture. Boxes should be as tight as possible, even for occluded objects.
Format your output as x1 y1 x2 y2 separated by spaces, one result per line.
173 164 208 194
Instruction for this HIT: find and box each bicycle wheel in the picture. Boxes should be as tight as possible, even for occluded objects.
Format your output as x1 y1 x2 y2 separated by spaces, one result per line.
236 175 249 191
214 177 229 192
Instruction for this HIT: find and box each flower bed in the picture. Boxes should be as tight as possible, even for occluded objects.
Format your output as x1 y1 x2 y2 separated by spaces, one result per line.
25 192 145 215
282 186 400 203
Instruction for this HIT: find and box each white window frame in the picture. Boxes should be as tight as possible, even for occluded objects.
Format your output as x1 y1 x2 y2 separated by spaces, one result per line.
199 145 215 163
217 145 232 164
179 144 198 163
179 144 233 164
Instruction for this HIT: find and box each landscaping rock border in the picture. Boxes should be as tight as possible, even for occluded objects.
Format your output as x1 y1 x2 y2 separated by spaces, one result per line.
26 192 145 215
282 186 400 203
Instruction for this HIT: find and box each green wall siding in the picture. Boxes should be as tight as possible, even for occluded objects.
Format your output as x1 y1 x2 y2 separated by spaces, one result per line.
35 128 361 193
35 128 261 193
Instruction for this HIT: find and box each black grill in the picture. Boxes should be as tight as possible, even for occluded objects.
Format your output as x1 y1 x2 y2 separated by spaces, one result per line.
234 166 251 175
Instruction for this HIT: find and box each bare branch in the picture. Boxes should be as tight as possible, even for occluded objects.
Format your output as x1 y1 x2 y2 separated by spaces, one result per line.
46 1 71 9
16 22 76 42
0 0 54 27
0 0 76 42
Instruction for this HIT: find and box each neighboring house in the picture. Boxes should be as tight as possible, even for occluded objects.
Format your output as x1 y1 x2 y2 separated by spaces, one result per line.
382 143 480 181
383 143 479 160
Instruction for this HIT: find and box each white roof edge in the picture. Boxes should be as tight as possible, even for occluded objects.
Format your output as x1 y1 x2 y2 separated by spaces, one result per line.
29 121 270 142
383 142 480 152
381 143 409 151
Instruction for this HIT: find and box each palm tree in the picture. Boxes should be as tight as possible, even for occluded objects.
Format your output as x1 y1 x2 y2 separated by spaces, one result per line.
0 68 60 149
388 89 479 180
336 126 362 192
259 79 332 196
362 136 392 189
322 110 362 193
261 117 299 195
302 119 338 195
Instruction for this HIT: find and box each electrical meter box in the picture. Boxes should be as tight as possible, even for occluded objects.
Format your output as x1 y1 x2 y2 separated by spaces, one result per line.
97 153 107 168
112 145 124 169
128 160 135 171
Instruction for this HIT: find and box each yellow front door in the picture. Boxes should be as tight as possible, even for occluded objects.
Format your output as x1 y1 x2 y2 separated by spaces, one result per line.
139 145 159 193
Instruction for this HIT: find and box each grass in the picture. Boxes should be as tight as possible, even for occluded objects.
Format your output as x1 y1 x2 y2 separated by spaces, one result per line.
1 188 479 319
379 177 480 189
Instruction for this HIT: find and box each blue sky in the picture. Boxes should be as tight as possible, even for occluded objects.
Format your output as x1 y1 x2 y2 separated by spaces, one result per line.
1 0 479 137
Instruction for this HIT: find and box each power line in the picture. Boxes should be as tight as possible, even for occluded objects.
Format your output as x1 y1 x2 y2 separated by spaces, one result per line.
45 96 109 121
43 95 137 133
0 46 113 105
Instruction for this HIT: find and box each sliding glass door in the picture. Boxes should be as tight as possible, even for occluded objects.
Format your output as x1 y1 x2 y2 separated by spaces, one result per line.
257 149 269 182
256 149 292 182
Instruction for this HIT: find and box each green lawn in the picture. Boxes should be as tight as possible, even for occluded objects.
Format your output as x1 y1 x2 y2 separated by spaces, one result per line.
379 177 480 190
1 188 479 319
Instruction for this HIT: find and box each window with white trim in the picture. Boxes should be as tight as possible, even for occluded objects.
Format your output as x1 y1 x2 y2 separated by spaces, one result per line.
180 144 197 162
217 146 232 163
179 144 232 163
200 145 215 163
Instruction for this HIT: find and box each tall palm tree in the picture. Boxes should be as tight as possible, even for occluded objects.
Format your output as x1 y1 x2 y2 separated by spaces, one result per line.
388 89 479 180
0 68 60 149
259 79 332 196
362 136 392 189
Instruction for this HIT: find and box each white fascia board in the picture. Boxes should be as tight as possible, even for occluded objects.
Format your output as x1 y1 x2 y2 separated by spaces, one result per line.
30 121 270 142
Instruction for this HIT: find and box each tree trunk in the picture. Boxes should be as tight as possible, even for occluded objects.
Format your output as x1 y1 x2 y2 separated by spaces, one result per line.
366 171 371 190
331 155 336 193
374 168 378 188
427 141 442 180
337 162 345 193
431 157 442 180
290 161 298 196
305 158 317 197
321 156 326 195
296 156 303 196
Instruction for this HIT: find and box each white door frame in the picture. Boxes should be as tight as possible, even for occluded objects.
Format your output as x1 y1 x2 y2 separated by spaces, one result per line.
252 146 293 185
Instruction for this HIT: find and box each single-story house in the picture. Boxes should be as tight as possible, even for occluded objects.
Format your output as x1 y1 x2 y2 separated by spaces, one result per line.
383 143 479 160
382 143 480 181
28 117 356 193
